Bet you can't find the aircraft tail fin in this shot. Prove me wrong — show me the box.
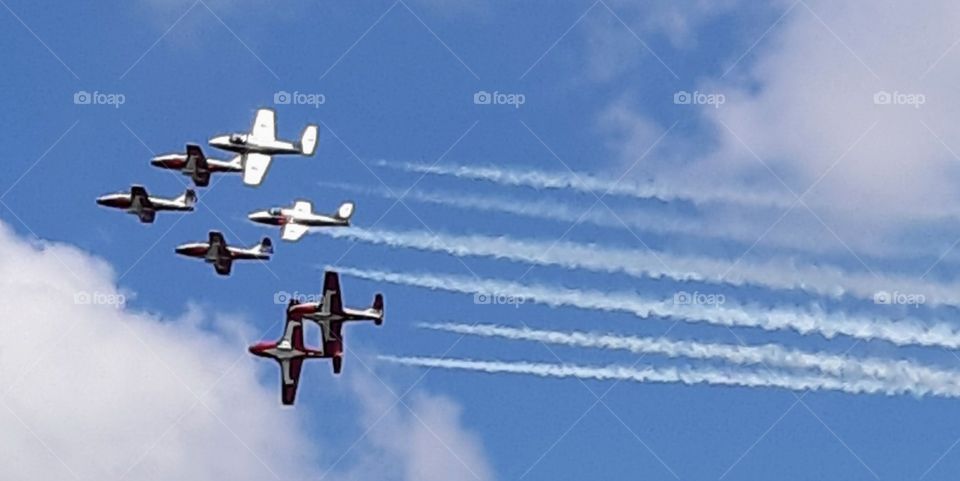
[335,201,355,221]
[177,189,197,207]
[372,293,384,325]
[299,125,319,156]
[256,237,274,255]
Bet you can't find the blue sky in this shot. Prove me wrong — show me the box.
[5,1,960,480]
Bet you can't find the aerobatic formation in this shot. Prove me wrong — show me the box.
[96,107,383,405]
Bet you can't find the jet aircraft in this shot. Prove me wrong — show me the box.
[150,144,242,187]
[96,185,196,223]
[247,200,354,241]
[287,270,383,374]
[208,108,318,186]
[249,301,324,405]
[175,231,273,276]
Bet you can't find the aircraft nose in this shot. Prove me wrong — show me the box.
[247,211,269,223]
[95,196,108,206]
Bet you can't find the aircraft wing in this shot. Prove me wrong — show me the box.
[130,185,152,208]
[293,200,312,214]
[208,231,230,259]
[280,358,303,405]
[281,223,310,242]
[251,108,276,142]
[185,144,207,170]
[242,153,273,186]
[322,271,344,315]
[282,317,307,351]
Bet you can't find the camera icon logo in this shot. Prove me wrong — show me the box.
[473,91,492,105]
[274,290,291,305]
[274,91,292,105]
[873,91,892,105]
[873,291,891,304]
[673,291,692,305]
[673,91,692,105]
[473,292,491,304]
[74,291,91,304]
[74,91,92,105]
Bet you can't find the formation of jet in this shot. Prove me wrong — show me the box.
[248,200,354,241]
[97,107,384,406]
[251,271,384,404]
[96,185,195,223]
[175,231,273,276]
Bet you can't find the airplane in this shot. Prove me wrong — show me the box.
[208,108,318,187]
[287,270,383,374]
[249,300,324,405]
[247,200,354,242]
[96,185,196,223]
[174,231,273,276]
[150,144,242,187]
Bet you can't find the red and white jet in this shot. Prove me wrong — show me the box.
[247,200,354,241]
[288,270,384,374]
[208,108,318,187]
[150,144,242,187]
[249,304,324,405]
[96,185,195,223]
[174,231,272,276]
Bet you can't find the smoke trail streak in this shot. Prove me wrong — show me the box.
[317,180,908,258]
[316,226,960,306]
[336,266,960,349]
[378,356,944,398]
[376,160,794,209]
[421,323,960,394]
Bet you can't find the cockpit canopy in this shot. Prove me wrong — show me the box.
[268,208,282,216]
[229,134,246,144]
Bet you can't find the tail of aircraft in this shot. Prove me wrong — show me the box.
[372,293,384,325]
[335,201,355,221]
[255,237,273,255]
[299,125,319,156]
[177,189,197,207]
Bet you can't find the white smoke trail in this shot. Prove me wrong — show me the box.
[378,356,945,398]
[336,266,960,349]
[376,160,794,209]
[316,226,960,306]
[317,181,914,258]
[421,323,960,393]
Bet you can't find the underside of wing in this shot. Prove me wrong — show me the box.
[322,271,344,315]
[242,153,272,186]
[281,223,309,242]
[251,108,276,142]
[130,186,152,209]
[185,144,207,171]
[281,358,303,405]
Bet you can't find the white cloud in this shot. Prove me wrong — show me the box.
[597,0,960,256]
[0,221,494,480]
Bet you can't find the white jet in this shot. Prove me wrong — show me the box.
[247,200,354,242]
[208,108,319,187]
[96,185,196,223]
